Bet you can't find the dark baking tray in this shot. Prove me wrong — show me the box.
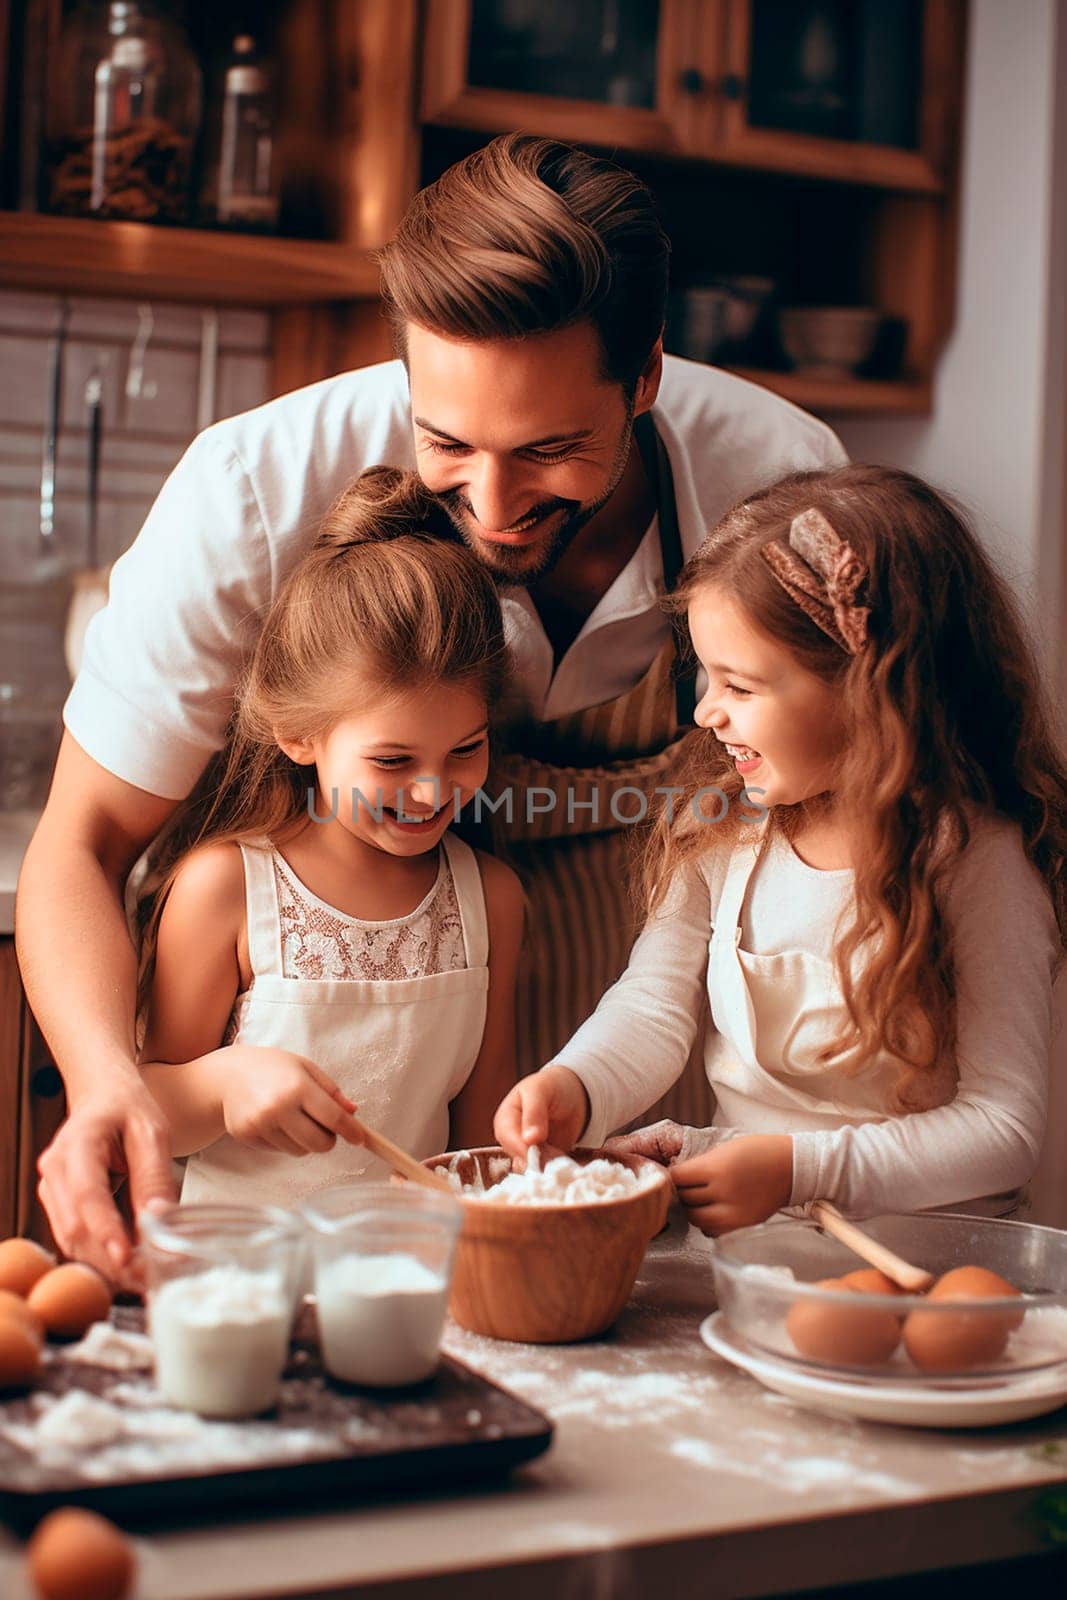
[0,1306,552,1530]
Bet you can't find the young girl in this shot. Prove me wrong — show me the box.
[139,467,524,1207]
[495,464,1067,1231]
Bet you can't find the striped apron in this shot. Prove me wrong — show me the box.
[488,416,715,1127]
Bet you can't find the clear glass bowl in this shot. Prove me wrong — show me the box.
[710,1213,1067,1386]
[301,1184,462,1386]
[139,1202,306,1417]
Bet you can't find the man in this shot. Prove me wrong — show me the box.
[16,134,844,1280]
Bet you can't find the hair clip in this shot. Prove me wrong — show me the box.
[761,507,870,654]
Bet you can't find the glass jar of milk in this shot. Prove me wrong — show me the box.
[301,1185,462,1387]
[140,1203,305,1418]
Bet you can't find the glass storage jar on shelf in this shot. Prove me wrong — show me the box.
[42,1,202,223]
[200,35,279,232]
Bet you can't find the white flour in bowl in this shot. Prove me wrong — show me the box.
[441,1146,660,1205]
[148,1265,290,1418]
[315,1253,449,1387]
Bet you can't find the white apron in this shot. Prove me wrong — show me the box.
[181,832,489,1207]
[704,829,1023,1217]
[705,829,900,1131]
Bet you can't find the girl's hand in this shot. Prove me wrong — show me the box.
[220,1046,364,1157]
[603,1119,688,1166]
[494,1065,591,1161]
[670,1134,793,1235]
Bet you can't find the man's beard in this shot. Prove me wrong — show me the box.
[435,413,636,586]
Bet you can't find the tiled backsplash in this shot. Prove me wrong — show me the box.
[0,291,271,803]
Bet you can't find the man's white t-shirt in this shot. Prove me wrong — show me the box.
[65,355,846,800]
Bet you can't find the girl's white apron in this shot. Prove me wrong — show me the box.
[704,829,1022,1215]
[181,832,489,1207]
[706,828,907,1132]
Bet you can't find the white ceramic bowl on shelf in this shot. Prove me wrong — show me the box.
[778,306,883,377]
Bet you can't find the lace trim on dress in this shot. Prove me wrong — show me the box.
[273,849,467,982]
[222,847,469,1045]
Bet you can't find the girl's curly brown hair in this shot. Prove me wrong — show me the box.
[647,464,1067,1113]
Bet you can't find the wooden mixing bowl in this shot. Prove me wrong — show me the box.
[422,1147,672,1343]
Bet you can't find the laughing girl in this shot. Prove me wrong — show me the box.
[496,465,1067,1231]
[138,468,523,1206]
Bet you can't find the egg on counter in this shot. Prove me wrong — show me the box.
[785,1276,902,1366]
[903,1264,1024,1372]
[0,1237,55,1297]
[0,1287,45,1338]
[27,1265,112,1341]
[0,1314,42,1388]
[26,1506,135,1600]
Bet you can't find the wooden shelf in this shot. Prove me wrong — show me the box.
[0,213,380,307]
[725,367,932,418]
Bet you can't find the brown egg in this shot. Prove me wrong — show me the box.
[839,1268,907,1297]
[0,1288,45,1340]
[27,1264,112,1341]
[0,1314,43,1389]
[786,1276,902,1366]
[26,1506,135,1600]
[0,1237,55,1297]
[903,1264,1024,1372]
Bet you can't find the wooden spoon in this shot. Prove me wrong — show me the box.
[349,1115,453,1194]
[811,1201,935,1293]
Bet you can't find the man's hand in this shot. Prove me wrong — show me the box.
[219,1047,364,1156]
[38,1083,177,1285]
[493,1065,590,1161]
[670,1134,793,1235]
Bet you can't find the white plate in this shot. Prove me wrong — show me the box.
[700,1313,1067,1428]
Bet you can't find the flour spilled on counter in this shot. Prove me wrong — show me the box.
[440,1145,660,1205]
[443,1317,721,1428]
[0,1384,340,1483]
[59,1321,154,1370]
[669,1437,920,1500]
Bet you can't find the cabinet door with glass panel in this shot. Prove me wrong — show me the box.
[706,0,963,191]
[421,0,712,155]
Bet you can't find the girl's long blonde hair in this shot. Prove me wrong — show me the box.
[648,464,1067,1112]
[138,467,509,1011]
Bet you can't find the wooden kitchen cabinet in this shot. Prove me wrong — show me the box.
[422,0,706,156]
[704,0,961,192]
[422,0,963,193]
[0,1,968,416]
[419,0,967,417]
[0,938,64,1247]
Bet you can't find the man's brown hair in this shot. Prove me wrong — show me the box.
[377,133,670,391]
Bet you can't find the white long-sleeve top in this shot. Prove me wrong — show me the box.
[559,815,1061,1216]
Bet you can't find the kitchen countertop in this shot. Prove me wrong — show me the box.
[0,811,38,936]
[2,1219,1064,1598]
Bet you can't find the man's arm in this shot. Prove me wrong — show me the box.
[15,733,183,1281]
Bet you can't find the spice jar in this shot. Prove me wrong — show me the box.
[201,34,279,231]
[43,1,202,223]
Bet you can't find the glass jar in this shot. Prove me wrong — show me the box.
[201,34,279,231]
[139,1203,305,1417]
[301,1185,462,1388]
[43,1,203,223]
